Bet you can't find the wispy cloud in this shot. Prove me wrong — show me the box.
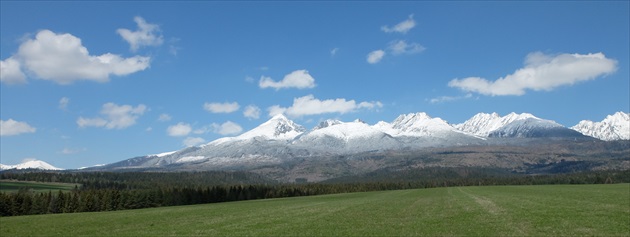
[158,113,172,122]
[367,50,386,64]
[331,48,339,57]
[203,102,240,113]
[77,103,147,129]
[381,14,416,34]
[259,70,316,90]
[428,94,473,104]
[61,148,86,155]
[243,105,261,120]
[59,97,70,110]
[117,16,164,52]
[388,40,425,55]
[448,52,618,96]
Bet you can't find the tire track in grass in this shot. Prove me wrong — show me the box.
[457,187,528,236]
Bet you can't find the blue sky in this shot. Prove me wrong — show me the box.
[1,1,628,169]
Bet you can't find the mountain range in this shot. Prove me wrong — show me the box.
[90,111,628,171]
[2,111,628,175]
[0,160,62,171]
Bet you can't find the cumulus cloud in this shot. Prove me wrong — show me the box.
[116,16,164,52]
[388,40,425,55]
[167,122,192,137]
[1,30,150,85]
[211,121,243,135]
[158,113,172,122]
[268,94,383,118]
[59,97,70,110]
[367,50,386,64]
[448,52,618,96]
[381,14,416,34]
[267,105,287,117]
[0,119,36,136]
[183,137,206,147]
[243,105,261,120]
[77,103,147,129]
[0,57,27,84]
[203,102,240,113]
[259,70,316,90]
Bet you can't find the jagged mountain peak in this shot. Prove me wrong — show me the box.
[236,114,306,140]
[314,119,343,130]
[571,111,630,141]
[456,112,562,137]
[387,112,455,136]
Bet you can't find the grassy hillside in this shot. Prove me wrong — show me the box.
[0,180,77,193]
[1,184,628,236]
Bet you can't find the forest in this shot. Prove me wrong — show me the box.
[1,168,628,217]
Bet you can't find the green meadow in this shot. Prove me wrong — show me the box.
[1,184,628,236]
[0,180,77,193]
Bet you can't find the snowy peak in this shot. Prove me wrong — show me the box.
[388,112,455,136]
[314,119,343,130]
[456,112,559,137]
[571,112,630,141]
[0,160,63,170]
[305,120,382,140]
[236,114,306,140]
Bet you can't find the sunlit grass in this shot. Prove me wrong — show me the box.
[1,184,628,236]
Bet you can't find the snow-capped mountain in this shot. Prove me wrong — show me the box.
[571,112,630,141]
[383,112,459,137]
[295,119,401,152]
[95,111,613,171]
[455,112,585,138]
[0,159,63,170]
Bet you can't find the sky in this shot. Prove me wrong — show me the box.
[1,1,628,169]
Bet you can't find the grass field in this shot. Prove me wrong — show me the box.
[0,180,78,193]
[1,184,628,236]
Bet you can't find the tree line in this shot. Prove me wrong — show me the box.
[1,169,628,217]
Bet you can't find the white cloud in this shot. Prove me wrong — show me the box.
[367,50,386,64]
[4,30,150,85]
[77,103,147,129]
[116,16,164,52]
[388,40,425,55]
[158,113,172,122]
[211,121,243,135]
[428,93,473,104]
[448,52,618,96]
[167,122,192,137]
[0,119,36,136]
[268,94,383,118]
[183,137,206,147]
[0,57,27,84]
[59,97,70,110]
[267,105,287,117]
[203,102,240,113]
[381,14,416,34]
[259,70,316,90]
[243,105,261,120]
